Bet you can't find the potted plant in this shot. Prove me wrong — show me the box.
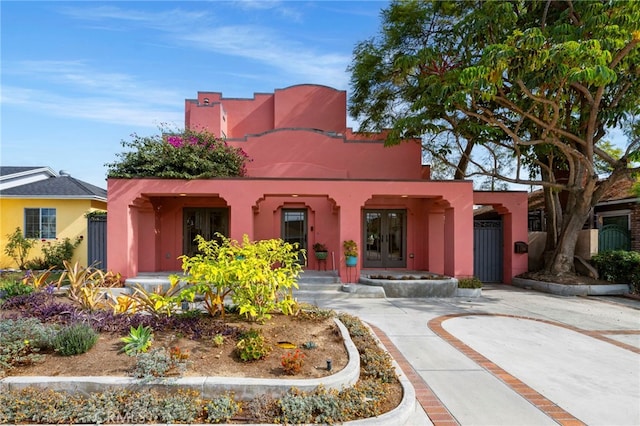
[313,242,328,260]
[343,240,358,267]
[456,276,482,297]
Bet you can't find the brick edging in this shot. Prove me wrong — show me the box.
[428,313,603,426]
[367,323,460,425]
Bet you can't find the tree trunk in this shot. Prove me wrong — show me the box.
[542,186,562,252]
[539,164,562,252]
[543,188,594,276]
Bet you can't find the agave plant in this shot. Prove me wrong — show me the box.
[121,324,153,356]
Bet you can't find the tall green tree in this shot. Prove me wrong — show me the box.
[349,0,640,278]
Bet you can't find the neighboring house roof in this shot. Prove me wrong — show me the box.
[0,167,106,201]
[528,177,638,211]
[0,166,47,176]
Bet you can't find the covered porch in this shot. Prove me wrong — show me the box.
[107,178,526,284]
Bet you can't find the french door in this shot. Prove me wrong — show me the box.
[183,208,229,257]
[363,209,406,268]
[282,209,307,263]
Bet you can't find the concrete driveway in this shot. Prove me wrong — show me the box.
[307,284,640,426]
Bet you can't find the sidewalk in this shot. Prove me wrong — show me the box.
[307,284,640,426]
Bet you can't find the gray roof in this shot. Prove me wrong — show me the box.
[0,175,107,200]
[0,166,44,176]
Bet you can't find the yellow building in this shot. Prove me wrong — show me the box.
[0,166,107,269]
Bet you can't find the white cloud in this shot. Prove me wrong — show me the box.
[233,0,304,22]
[3,85,182,127]
[178,25,351,88]
[2,59,184,128]
[5,60,181,102]
[57,4,350,88]
[59,5,209,30]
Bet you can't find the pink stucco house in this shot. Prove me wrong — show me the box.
[107,84,528,284]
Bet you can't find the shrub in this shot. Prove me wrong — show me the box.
[297,303,336,321]
[0,387,81,424]
[0,278,34,299]
[3,227,36,269]
[243,394,280,423]
[106,126,250,179]
[277,386,343,424]
[27,237,82,270]
[361,347,396,383]
[0,387,203,425]
[591,250,640,293]
[236,328,271,361]
[130,347,190,379]
[53,323,99,356]
[457,276,483,289]
[179,233,303,322]
[205,394,241,423]
[0,318,56,376]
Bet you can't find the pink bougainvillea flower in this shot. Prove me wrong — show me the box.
[167,135,183,147]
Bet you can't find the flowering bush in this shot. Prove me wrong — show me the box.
[26,237,82,270]
[106,126,250,179]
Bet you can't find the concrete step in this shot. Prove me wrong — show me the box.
[295,282,343,292]
[124,271,389,299]
[297,270,341,284]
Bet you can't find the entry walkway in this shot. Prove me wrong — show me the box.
[304,284,640,425]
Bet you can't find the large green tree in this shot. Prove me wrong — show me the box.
[349,0,640,278]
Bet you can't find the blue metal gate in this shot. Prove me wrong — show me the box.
[474,220,503,283]
[87,215,107,270]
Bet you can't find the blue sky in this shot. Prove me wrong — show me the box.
[1,1,388,188]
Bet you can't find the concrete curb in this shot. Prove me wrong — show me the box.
[455,287,482,297]
[1,317,416,425]
[0,318,359,401]
[512,277,630,296]
[358,276,457,298]
[341,283,387,298]
[344,321,416,426]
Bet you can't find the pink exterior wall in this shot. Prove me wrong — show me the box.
[234,130,422,180]
[186,85,423,180]
[108,84,529,285]
[107,178,478,282]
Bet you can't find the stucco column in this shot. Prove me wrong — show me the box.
[427,210,445,275]
[333,193,369,283]
[221,190,256,242]
[106,181,139,280]
[503,203,529,283]
[444,203,474,278]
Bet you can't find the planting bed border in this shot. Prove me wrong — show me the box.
[512,277,630,296]
[0,318,359,401]
[359,273,458,298]
[0,317,418,425]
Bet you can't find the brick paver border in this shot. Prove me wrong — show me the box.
[368,313,639,426]
[429,313,640,425]
[367,323,460,425]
